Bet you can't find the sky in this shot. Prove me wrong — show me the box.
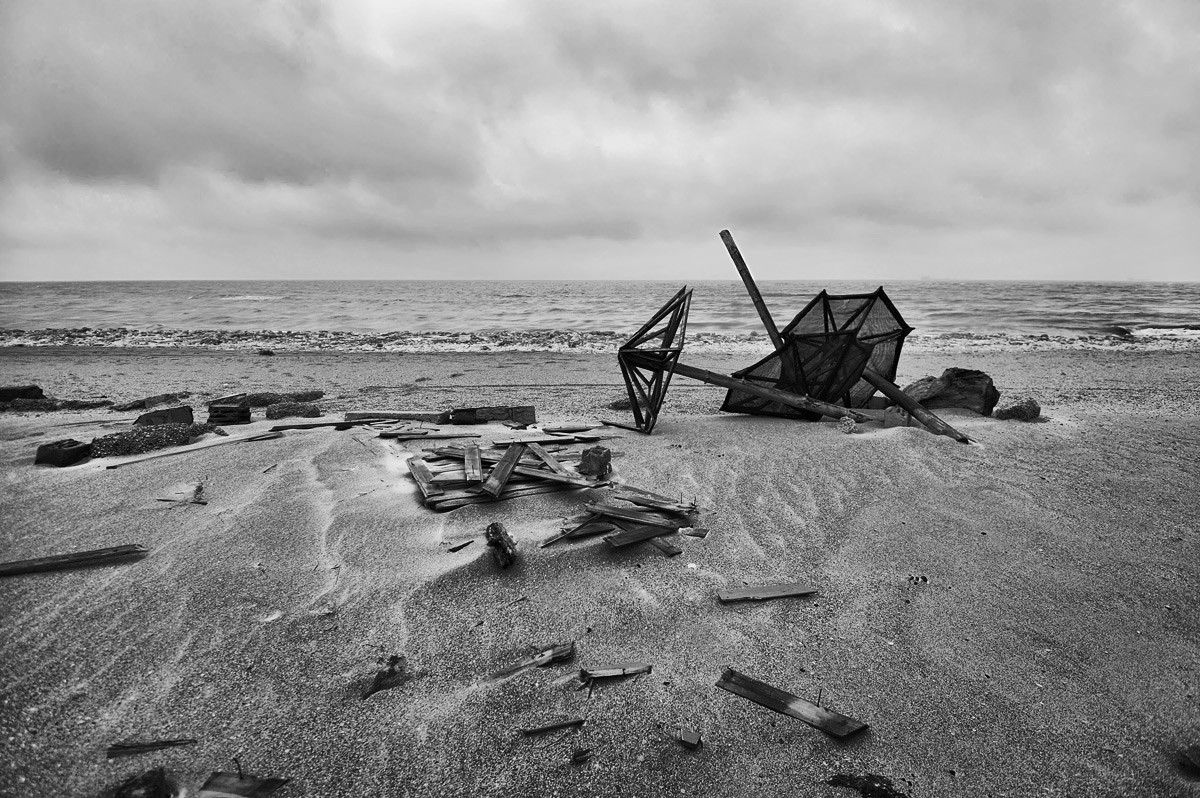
[1,0,1197,282]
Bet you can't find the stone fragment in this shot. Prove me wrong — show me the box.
[264,402,321,420]
[881,406,911,429]
[242,390,325,407]
[0,385,44,402]
[1,397,59,412]
[578,446,612,477]
[900,368,1000,415]
[993,396,1041,421]
[134,406,194,426]
[35,438,92,467]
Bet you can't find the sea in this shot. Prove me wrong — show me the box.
[1,280,1197,354]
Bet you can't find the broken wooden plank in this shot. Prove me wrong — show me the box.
[717,582,818,603]
[585,502,687,529]
[482,443,526,497]
[485,522,516,568]
[362,654,412,699]
[491,641,576,680]
[405,457,444,499]
[525,442,571,476]
[539,518,616,548]
[198,771,289,797]
[647,537,683,557]
[268,418,377,431]
[715,667,868,738]
[463,442,483,482]
[447,540,473,553]
[0,544,149,578]
[520,718,585,737]
[381,430,482,441]
[612,487,698,515]
[491,432,607,446]
[681,527,709,538]
[104,431,283,470]
[604,525,676,548]
[106,738,198,759]
[427,483,584,511]
[581,663,652,681]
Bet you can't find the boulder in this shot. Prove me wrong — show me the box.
[994,396,1041,421]
[265,402,321,420]
[133,405,194,426]
[901,368,1000,415]
[0,385,44,402]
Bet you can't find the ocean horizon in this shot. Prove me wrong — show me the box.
[2,279,1198,354]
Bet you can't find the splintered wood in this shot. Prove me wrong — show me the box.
[715,667,868,738]
[404,441,611,512]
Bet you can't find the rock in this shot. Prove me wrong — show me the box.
[265,401,321,420]
[0,385,44,402]
[257,348,275,356]
[578,446,612,477]
[1,397,59,412]
[242,390,325,407]
[56,398,113,410]
[112,392,190,412]
[133,405,194,426]
[35,438,92,467]
[900,368,1000,415]
[993,396,1041,421]
[90,424,195,458]
[881,406,911,428]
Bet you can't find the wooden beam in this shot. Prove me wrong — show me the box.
[585,503,689,529]
[717,583,818,603]
[861,369,970,444]
[482,443,525,497]
[0,544,149,577]
[671,362,868,423]
[605,525,676,548]
[715,668,868,738]
[721,229,784,350]
[525,442,571,476]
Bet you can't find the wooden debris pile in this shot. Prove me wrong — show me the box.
[405,436,613,512]
[542,486,700,557]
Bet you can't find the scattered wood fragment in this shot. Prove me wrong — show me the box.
[106,738,198,758]
[405,457,444,499]
[525,442,571,476]
[427,483,587,512]
[581,663,652,681]
[381,430,483,442]
[491,641,576,680]
[198,770,289,797]
[485,522,517,568]
[104,431,283,470]
[605,525,676,548]
[482,444,525,498]
[612,488,698,515]
[104,767,178,798]
[570,747,593,764]
[715,667,868,738]
[827,773,911,798]
[0,544,149,578]
[678,728,703,751]
[463,442,483,482]
[344,410,449,423]
[586,503,687,529]
[491,432,606,447]
[447,540,474,553]
[520,718,585,737]
[362,654,412,699]
[647,537,683,557]
[717,583,818,603]
[681,527,709,539]
[540,519,616,548]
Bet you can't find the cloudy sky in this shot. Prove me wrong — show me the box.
[1,0,1197,281]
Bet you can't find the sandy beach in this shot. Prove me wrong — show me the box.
[1,345,1198,797]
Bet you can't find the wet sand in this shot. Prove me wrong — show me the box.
[1,346,1198,797]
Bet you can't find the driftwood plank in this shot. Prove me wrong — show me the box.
[482,443,525,497]
[106,738,198,758]
[585,503,686,529]
[539,519,616,548]
[715,668,868,738]
[406,457,444,499]
[463,443,483,482]
[428,483,582,511]
[647,537,683,557]
[491,642,576,680]
[717,583,818,603]
[381,430,482,441]
[605,525,675,548]
[520,718,585,737]
[581,663,652,680]
[611,488,698,515]
[525,442,571,476]
[0,544,149,577]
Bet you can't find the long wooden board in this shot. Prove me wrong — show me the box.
[717,582,818,603]
[585,503,687,529]
[406,457,444,498]
[482,443,525,497]
[0,544,150,577]
[525,442,571,476]
[605,525,676,548]
[715,668,868,738]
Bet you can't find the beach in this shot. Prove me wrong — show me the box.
[1,344,1198,797]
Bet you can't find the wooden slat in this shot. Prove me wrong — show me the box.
[717,582,818,603]
[520,718,585,737]
[581,663,652,680]
[406,457,444,498]
[585,503,686,529]
[525,442,571,476]
[604,525,675,548]
[463,443,483,482]
[715,668,868,738]
[647,537,683,557]
[0,544,149,577]
[611,488,698,515]
[106,738,198,759]
[482,443,525,497]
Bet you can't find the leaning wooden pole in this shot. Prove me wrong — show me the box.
[860,369,970,443]
[720,229,785,350]
[670,362,868,423]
